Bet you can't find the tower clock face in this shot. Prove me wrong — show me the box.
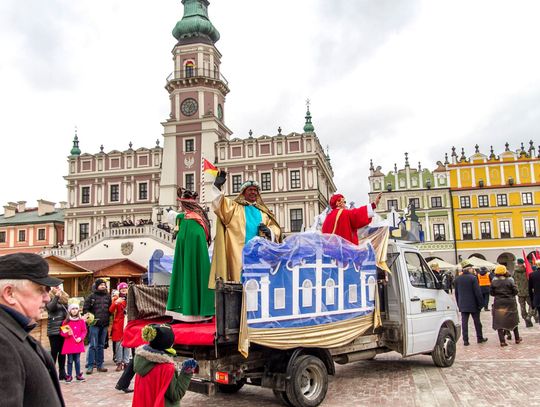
[181,98,198,116]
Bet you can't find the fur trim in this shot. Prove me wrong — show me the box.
[135,345,174,364]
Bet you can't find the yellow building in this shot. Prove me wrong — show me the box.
[449,142,540,270]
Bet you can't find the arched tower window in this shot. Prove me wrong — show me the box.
[245,279,259,312]
[325,279,336,305]
[302,279,313,307]
[184,60,195,78]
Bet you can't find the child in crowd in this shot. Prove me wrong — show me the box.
[110,282,130,371]
[60,303,88,383]
[132,323,197,407]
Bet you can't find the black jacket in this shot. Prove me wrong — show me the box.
[0,306,65,407]
[83,289,111,327]
[46,296,68,337]
[454,271,483,313]
[528,270,540,307]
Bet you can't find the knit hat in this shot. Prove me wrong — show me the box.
[117,282,128,290]
[517,258,524,264]
[141,324,175,354]
[94,278,106,287]
[68,303,80,312]
[494,264,507,275]
[329,194,344,209]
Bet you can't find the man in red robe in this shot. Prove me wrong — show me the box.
[322,192,382,244]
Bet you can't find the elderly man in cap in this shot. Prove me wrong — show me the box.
[322,192,382,244]
[0,253,65,406]
[209,171,282,287]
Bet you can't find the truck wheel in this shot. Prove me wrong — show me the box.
[273,389,294,407]
[217,379,245,394]
[285,355,328,407]
[431,327,456,367]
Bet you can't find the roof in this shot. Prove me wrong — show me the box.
[72,258,147,273]
[45,255,94,277]
[0,208,64,226]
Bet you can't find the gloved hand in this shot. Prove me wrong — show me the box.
[258,223,272,240]
[214,170,227,190]
[181,358,198,374]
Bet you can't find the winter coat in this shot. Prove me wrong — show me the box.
[513,265,529,297]
[60,318,87,355]
[454,271,484,313]
[133,345,192,407]
[528,269,540,307]
[109,296,127,342]
[83,288,112,327]
[46,296,68,337]
[490,276,519,330]
[0,305,65,407]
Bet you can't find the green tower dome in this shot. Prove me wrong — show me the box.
[172,0,220,44]
[70,133,81,156]
[303,107,315,133]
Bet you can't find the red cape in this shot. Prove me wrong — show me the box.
[132,362,175,407]
[321,205,371,244]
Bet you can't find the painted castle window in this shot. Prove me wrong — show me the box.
[302,280,313,307]
[290,209,303,232]
[325,279,336,305]
[348,284,358,303]
[368,276,376,301]
[274,288,286,310]
[245,279,259,312]
[184,61,195,78]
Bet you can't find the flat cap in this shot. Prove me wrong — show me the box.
[0,253,63,287]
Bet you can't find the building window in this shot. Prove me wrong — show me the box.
[37,228,46,241]
[480,222,492,239]
[290,209,303,233]
[525,219,537,237]
[79,223,89,241]
[110,185,120,202]
[184,61,195,78]
[499,220,511,238]
[18,230,26,242]
[261,172,271,191]
[185,139,194,152]
[461,222,473,240]
[522,192,533,205]
[81,186,90,204]
[290,170,301,189]
[387,199,398,211]
[0,231,5,243]
[409,198,420,209]
[138,183,148,200]
[232,175,242,193]
[460,196,471,208]
[431,197,442,208]
[185,174,194,191]
[433,224,446,241]
[497,194,508,206]
[478,195,489,207]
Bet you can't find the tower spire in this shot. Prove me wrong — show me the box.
[173,0,220,44]
[70,127,81,156]
[303,99,315,133]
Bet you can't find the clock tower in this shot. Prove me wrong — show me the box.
[159,0,232,210]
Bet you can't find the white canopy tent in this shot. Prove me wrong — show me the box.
[465,256,497,270]
[427,259,458,271]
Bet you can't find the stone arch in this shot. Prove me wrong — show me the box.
[497,252,516,272]
[468,253,486,260]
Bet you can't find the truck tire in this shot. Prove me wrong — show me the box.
[431,327,456,367]
[285,355,328,407]
[217,379,245,394]
[273,389,294,407]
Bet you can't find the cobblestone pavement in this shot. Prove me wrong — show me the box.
[61,309,540,406]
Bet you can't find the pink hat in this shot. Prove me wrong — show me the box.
[117,282,128,290]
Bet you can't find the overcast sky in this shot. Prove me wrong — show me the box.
[2,0,540,210]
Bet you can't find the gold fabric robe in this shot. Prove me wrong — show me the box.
[209,193,282,288]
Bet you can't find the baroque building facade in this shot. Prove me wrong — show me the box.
[368,154,455,263]
[448,142,540,270]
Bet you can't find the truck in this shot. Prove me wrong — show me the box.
[126,235,460,407]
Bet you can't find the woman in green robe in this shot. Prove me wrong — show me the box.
[166,188,215,322]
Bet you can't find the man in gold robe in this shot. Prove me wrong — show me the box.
[209,172,282,288]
